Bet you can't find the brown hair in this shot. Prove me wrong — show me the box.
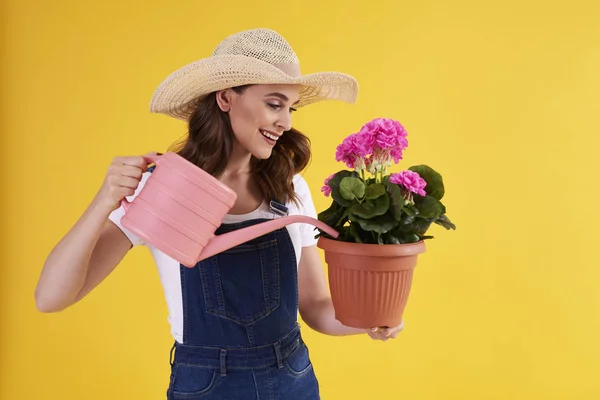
[167,86,312,206]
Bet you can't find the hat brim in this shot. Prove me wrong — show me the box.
[149,55,358,121]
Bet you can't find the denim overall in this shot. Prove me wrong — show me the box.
[166,218,320,399]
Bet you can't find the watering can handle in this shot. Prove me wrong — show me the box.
[120,154,162,213]
[198,216,340,262]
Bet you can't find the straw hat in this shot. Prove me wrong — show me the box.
[149,28,359,121]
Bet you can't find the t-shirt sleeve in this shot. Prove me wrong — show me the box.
[294,174,319,247]
[107,171,151,247]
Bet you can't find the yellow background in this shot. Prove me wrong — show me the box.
[2,0,600,398]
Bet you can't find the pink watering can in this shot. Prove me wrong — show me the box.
[120,152,339,268]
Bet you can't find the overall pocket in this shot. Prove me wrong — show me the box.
[200,239,281,325]
[168,363,220,399]
[283,341,314,378]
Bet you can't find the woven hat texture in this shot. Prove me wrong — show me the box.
[149,28,358,120]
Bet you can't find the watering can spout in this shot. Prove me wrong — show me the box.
[196,216,339,263]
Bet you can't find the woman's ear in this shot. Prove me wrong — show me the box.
[216,89,232,112]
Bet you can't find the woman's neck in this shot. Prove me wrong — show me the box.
[220,140,263,214]
[223,140,253,176]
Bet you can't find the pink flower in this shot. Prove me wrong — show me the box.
[359,118,408,150]
[334,118,409,170]
[335,133,371,169]
[358,129,376,155]
[390,146,405,163]
[321,173,334,197]
[389,171,427,196]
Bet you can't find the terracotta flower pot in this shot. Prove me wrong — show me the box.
[317,236,426,329]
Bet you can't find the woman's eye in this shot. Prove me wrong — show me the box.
[268,103,296,113]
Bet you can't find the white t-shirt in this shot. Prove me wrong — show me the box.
[108,171,319,343]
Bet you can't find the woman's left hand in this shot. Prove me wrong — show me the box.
[366,320,405,341]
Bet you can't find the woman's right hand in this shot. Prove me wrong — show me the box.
[96,153,157,212]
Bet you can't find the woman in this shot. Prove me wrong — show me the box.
[35,28,404,399]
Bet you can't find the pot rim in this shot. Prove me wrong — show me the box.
[316,236,426,257]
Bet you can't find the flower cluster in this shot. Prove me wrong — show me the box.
[317,117,455,245]
[389,171,427,197]
[334,118,408,173]
[323,117,419,197]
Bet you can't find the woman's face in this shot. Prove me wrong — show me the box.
[217,84,301,160]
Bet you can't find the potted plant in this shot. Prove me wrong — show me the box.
[316,117,456,329]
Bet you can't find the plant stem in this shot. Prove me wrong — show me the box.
[376,168,383,183]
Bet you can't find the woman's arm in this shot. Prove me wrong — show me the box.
[298,245,404,340]
[35,155,150,312]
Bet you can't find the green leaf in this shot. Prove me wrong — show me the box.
[415,195,443,219]
[386,182,404,221]
[339,177,365,201]
[348,222,364,243]
[349,195,390,219]
[387,234,401,244]
[328,170,359,207]
[335,209,350,227]
[401,214,416,225]
[317,201,348,239]
[328,207,347,228]
[413,219,434,235]
[336,226,352,242]
[409,165,445,200]
[396,218,433,236]
[403,203,419,217]
[365,177,377,185]
[317,201,339,223]
[404,233,421,243]
[435,214,456,230]
[365,183,386,200]
[350,213,397,234]
[387,227,409,244]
